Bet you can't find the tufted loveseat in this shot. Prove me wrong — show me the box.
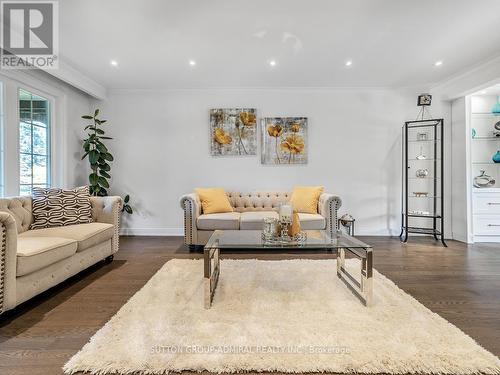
[180,191,341,249]
[0,195,122,314]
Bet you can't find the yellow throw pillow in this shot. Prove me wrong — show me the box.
[290,186,324,214]
[195,188,233,214]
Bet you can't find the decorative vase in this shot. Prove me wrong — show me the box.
[262,217,278,241]
[492,96,500,115]
[493,150,500,163]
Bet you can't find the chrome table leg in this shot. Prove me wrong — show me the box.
[336,247,373,306]
[361,249,373,306]
[204,245,220,309]
[336,247,345,276]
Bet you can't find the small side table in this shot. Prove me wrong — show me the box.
[338,214,355,236]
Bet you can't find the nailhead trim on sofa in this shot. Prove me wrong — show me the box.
[112,201,121,254]
[180,196,194,245]
[184,199,192,244]
[0,223,6,313]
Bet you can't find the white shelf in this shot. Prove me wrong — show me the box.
[472,112,500,116]
[408,158,441,161]
[473,188,500,193]
[408,177,440,180]
[472,137,500,141]
[409,196,441,199]
[407,139,440,143]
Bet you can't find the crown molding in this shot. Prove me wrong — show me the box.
[430,53,500,100]
[107,86,424,96]
[46,59,107,100]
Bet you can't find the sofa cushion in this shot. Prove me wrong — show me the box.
[17,236,78,276]
[290,186,324,214]
[240,211,279,230]
[195,188,233,214]
[197,212,240,230]
[298,213,326,230]
[21,222,114,252]
[31,186,93,230]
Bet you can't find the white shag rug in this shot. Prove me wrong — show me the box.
[64,259,500,375]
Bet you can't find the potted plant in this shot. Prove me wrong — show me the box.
[82,109,133,214]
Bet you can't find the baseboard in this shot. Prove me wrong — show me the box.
[120,227,184,236]
[119,228,446,237]
[451,232,469,243]
[472,235,500,243]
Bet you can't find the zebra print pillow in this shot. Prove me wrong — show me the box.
[30,186,93,230]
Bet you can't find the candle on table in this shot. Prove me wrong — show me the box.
[279,204,292,220]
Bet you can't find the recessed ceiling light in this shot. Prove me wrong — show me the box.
[189,60,196,66]
[434,60,443,67]
[345,60,353,67]
[269,60,277,67]
[110,60,118,67]
[480,90,487,94]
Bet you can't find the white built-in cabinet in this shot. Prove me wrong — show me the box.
[469,95,500,242]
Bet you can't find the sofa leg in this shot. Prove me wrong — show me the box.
[105,255,114,263]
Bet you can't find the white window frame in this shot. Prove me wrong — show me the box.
[0,70,66,197]
[18,87,53,195]
[0,82,4,197]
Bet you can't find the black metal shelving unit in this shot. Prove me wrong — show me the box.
[400,119,447,246]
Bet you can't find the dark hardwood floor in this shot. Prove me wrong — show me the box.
[0,236,499,374]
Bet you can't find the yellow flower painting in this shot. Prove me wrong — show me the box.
[239,112,256,127]
[210,108,257,156]
[261,117,308,165]
[214,128,232,145]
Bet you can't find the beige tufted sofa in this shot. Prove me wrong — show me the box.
[0,195,122,314]
[180,191,341,249]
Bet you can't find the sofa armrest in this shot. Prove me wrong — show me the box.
[90,196,123,254]
[318,193,342,236]
[0,212,18,313]
[180,193,201,246]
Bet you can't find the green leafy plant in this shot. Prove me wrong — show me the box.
[82,109,133,214]
[123,194,132,214]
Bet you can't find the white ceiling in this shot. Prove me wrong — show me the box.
[59,0,500,90]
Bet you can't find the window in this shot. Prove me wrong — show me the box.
[19,89,51,195]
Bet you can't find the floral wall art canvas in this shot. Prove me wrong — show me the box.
[262,117,308,165]
[210,108,257,156]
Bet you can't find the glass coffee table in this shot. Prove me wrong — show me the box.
[204,230,373,308]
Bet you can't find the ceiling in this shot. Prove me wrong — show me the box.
[59,0,500,90]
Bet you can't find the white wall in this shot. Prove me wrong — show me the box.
[450,97,470,242]
[0,69,92,196]
[91,88,452,237]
